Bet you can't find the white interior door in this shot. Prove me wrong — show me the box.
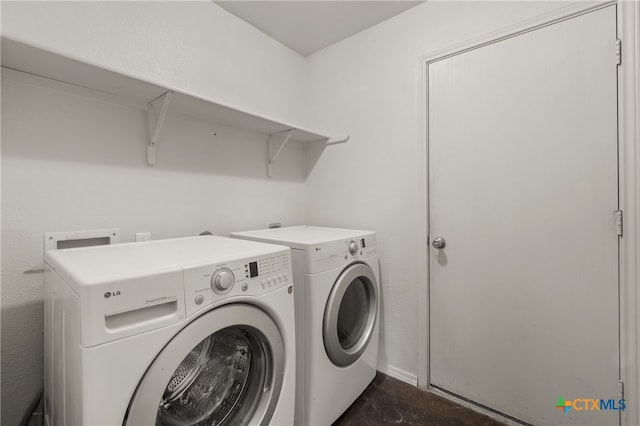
[428,6,619,425]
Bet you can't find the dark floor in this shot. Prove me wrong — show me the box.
[333,373,505,426]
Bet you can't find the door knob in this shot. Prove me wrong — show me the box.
[432,236,446,249]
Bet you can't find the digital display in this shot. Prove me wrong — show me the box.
[249,261,259,278]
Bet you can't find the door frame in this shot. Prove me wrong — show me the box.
[416,1,640,425]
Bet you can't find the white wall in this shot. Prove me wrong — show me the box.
[1,2,308,424]
[303,0,576,383]
[1,0,306,125]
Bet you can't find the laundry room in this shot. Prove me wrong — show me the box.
[1,1,638,426]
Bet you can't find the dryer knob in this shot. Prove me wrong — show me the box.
[211,268,235,293]
[348,240,359,255]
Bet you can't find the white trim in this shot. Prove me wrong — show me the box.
[416,18,430,391]
[417,1,638,425]
[377,365,417,387]
[418,1,616,65]
[618,1,640,425]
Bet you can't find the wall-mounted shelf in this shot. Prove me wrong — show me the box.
[1,37,348,175]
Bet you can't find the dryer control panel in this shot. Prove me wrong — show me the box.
[183,249,292,317]
[304,232,377,274]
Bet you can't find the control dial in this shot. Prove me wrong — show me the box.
[211,268,235,293]
[348,240,359,255]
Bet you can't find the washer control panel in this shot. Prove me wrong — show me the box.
[183,250,291,317]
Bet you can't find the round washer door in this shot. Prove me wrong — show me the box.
[323,262,378,367]
[125,304,284,426]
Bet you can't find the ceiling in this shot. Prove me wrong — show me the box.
[214,1,425,57]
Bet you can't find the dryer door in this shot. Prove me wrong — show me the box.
[323,263,378,367]
[125,304,284,426]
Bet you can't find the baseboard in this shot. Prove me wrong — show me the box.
[377,364,418,387]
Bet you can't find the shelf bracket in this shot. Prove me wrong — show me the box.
[267,129,294,178]
[147,91,173,165]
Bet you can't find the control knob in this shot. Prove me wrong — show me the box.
[211,268,235,293]
[348,240,359,255]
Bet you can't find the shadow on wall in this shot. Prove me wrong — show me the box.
[1,76,328,182]
[1,300,45,426]
[305,138,329,180]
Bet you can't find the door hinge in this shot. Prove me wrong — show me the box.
[616,39,622,66]
[615,210,623,237]
[618,379,625,398]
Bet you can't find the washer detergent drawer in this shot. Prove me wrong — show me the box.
[81,267,185,347]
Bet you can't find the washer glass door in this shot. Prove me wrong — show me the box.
[159,327,263,425]
[125,305,285,426]
[323,263,378,367]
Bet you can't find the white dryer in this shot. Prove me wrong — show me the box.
[43,236,295,426]
[231,226,379,426]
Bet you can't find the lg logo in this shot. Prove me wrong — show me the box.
[104,290,122,299]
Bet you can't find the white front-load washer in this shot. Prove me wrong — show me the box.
[230,226,379,426]
[43,235,295,426]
